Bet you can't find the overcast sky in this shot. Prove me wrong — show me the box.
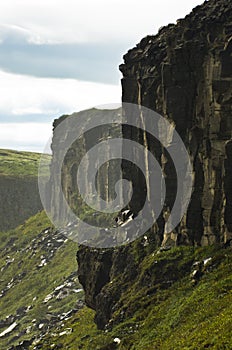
[0,0,203,152]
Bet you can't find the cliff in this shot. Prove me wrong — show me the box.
[76,0,232,332]
[1,1,231,349]
[119,0,232,247]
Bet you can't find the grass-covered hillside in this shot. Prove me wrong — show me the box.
[0,211,82,349]
[0,211,231,349]
[36,244,232,350]
[0,149,47,231]
[0,149,46,178]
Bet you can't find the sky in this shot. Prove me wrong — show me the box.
[0,0,204,152]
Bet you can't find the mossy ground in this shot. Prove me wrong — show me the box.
[36,244,232,350]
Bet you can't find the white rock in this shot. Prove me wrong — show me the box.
[204,257,212,266]
[113,337,121,344]
[38,258,47,267]
[191,270,198,278]
[54,284,65,291]
[26,326,32,334]
[122,210,130,215]
[26,305,32,312]
[43,294,53,303]
[193,261,201,268]
[59,328,72,336]
[0,322,17,337]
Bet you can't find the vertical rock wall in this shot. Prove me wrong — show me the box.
[119,0,232,246]
[76,0,232,329]
[47,0,232,330]
[50,108,122,228]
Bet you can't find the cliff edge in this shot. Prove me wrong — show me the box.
[77,0,232,330]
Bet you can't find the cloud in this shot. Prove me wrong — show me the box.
[0,70,121,151]
[0,24,43,45]
[0,0,204,45]
[0,70,121,121]
[12,107,58,116]
[0,123,52,152]
[0,37,126,84]
[0,0,204,152]
[0,1,203,83]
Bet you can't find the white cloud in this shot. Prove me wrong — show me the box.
[0,0,204,45]
[0,70,121,152]
[0,70,121,118]
[0,0,205,153]
[12,107,59,116]
[0,24,56,45]
[0,123,52,152]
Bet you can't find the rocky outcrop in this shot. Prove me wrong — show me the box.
[76,0,232,330]
[119,0,232,247]
[50,108,121,230]
[77,243,140,329]
[52,0,232,247]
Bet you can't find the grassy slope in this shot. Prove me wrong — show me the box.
[0,207,231,349]
[0,148,50,177]
[37,245,232,350]
[0,211,81,349]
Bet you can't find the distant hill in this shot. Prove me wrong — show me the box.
[0,149,45,231]
[0,149,42,177]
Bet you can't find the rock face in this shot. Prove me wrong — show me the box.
[76,0,232,330]
[119,0,232,247]
[50,108,122,232]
